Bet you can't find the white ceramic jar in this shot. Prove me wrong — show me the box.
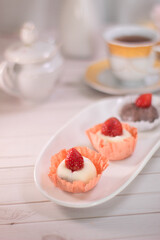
[0,22,63,102]
[60,0,96,58]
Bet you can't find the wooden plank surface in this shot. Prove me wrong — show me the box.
[0,192,159,225]
[0,36,160,239]
[0,170,160,205]
[0,214,160,240]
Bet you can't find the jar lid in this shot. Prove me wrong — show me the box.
[5,22,57,64]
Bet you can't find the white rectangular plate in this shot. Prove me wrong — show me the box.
[34,97,160,208]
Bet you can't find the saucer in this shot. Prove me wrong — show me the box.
[85,60,160,95]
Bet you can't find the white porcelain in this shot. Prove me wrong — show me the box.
[60,0,97,58]
[0,22,63,102]
[103,25,160,84]
[20,22,38,46]
[34,96,160,208]
[85,60,160,95]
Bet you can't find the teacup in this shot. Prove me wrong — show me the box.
[103,25,160,85]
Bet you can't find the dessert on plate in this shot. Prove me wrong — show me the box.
[120,94,158,123]
[48,146,109,193]
[118,93,160,131]
[86,117,137,161]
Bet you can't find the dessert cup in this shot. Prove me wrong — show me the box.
[48,146,109,193]
[117,95,160,131]
[86,123,137,161]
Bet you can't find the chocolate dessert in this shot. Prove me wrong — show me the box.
[120,103,159,123]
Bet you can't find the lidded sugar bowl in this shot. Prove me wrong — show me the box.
[0,22,63,102]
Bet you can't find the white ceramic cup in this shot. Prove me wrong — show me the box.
[103,25,160,85]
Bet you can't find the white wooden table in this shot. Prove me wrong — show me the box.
[0,36,160,240]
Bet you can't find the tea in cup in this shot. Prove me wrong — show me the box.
[103,25,160,85]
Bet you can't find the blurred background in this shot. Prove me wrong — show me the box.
[0,0,159,34]
[0,0,160,102]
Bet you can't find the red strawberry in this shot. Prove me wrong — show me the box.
[135,93,152,108]
[65,148,84,172]
[101,117,122,137]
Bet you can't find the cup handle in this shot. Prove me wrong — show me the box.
[152,42,160,69]
[0,61,20,97]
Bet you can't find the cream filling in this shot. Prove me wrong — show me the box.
[97,128,131,143]
[57,157,97,183]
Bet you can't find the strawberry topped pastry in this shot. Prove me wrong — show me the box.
[86,117,137,161]
[58,148,96,183]
[120,94,159,123]
[118,94,160,131]
[49,146,109,193]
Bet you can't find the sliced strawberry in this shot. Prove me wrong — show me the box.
[65,148,84,172]
[101,117,123,137]
[135,93,152,108]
